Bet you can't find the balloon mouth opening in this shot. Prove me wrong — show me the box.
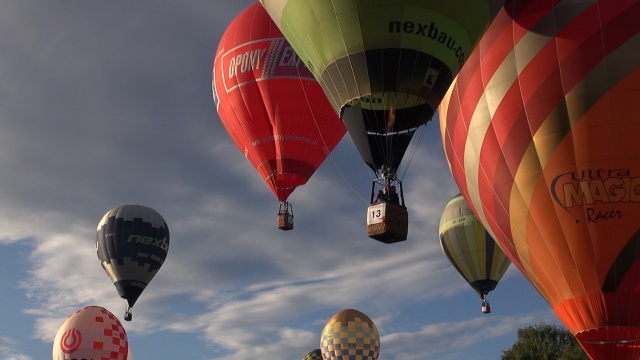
[575,327,640,359]
[469,280,498,297]
[576,327,640,344]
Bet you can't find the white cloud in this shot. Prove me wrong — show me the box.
[380,313,549,360]
[0,337,32,360]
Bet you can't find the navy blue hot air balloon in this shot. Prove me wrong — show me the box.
[96,205,169,321]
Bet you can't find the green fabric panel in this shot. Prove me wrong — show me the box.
[272,0,499,76]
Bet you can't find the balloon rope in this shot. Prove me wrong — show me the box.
[288,3,370,204]
[271,1,378,203]
[400,124,428,181]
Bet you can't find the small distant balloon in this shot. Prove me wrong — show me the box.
[52,305,128,360]
[96,204,170,321]
[439,193,511,313]
[320,309,380,360]
[303,348,322,360]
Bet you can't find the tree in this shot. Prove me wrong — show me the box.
[501,323,589,360]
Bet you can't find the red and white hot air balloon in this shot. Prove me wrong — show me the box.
[53,306,128,360]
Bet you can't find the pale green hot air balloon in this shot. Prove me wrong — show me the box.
[439,194,510,313]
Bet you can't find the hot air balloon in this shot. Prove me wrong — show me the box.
[260,0,506,242]
[320,309,380,360]
[52,306,128,360]
[303,348,322,360]
[212,2,346,231]
[439,0,640,358]
[96,205,169,321]
[439,193,511,313]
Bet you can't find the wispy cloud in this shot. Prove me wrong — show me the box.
[0,337,31,360]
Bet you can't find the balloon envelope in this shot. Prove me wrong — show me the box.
[439,0,640,358]
[213,2,345,202]
[260,0,505,174]
[320,309,380,360]
[439,193,510,299]
[302,348,322,360]
[52,306,128,360]
[96,205,169,308]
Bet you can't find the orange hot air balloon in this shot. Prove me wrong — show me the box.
[212,2,345,230]
[439,0,640,358]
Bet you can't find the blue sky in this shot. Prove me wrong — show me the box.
[0,1,559,359]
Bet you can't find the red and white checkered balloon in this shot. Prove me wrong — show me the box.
[53,306,128,360]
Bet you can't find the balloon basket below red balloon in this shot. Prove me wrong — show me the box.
[277,202,294,231]
[277,213,294,231]
[367,202,408,244]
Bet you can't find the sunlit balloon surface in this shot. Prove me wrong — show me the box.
[320,309,380,360]
[439,0,640,358]
[52,306,128,360]
[260,0,506,176]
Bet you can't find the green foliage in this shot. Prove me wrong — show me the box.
[501,323,589,360]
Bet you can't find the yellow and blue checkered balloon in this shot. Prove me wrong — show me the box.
[320,309,380,360]
[303,348,322,360]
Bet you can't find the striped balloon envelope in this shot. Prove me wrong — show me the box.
[439,0,640,358]
[439,194,510,312]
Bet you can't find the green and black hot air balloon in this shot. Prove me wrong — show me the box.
[259,0,505,178]
[260,0,506,242]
